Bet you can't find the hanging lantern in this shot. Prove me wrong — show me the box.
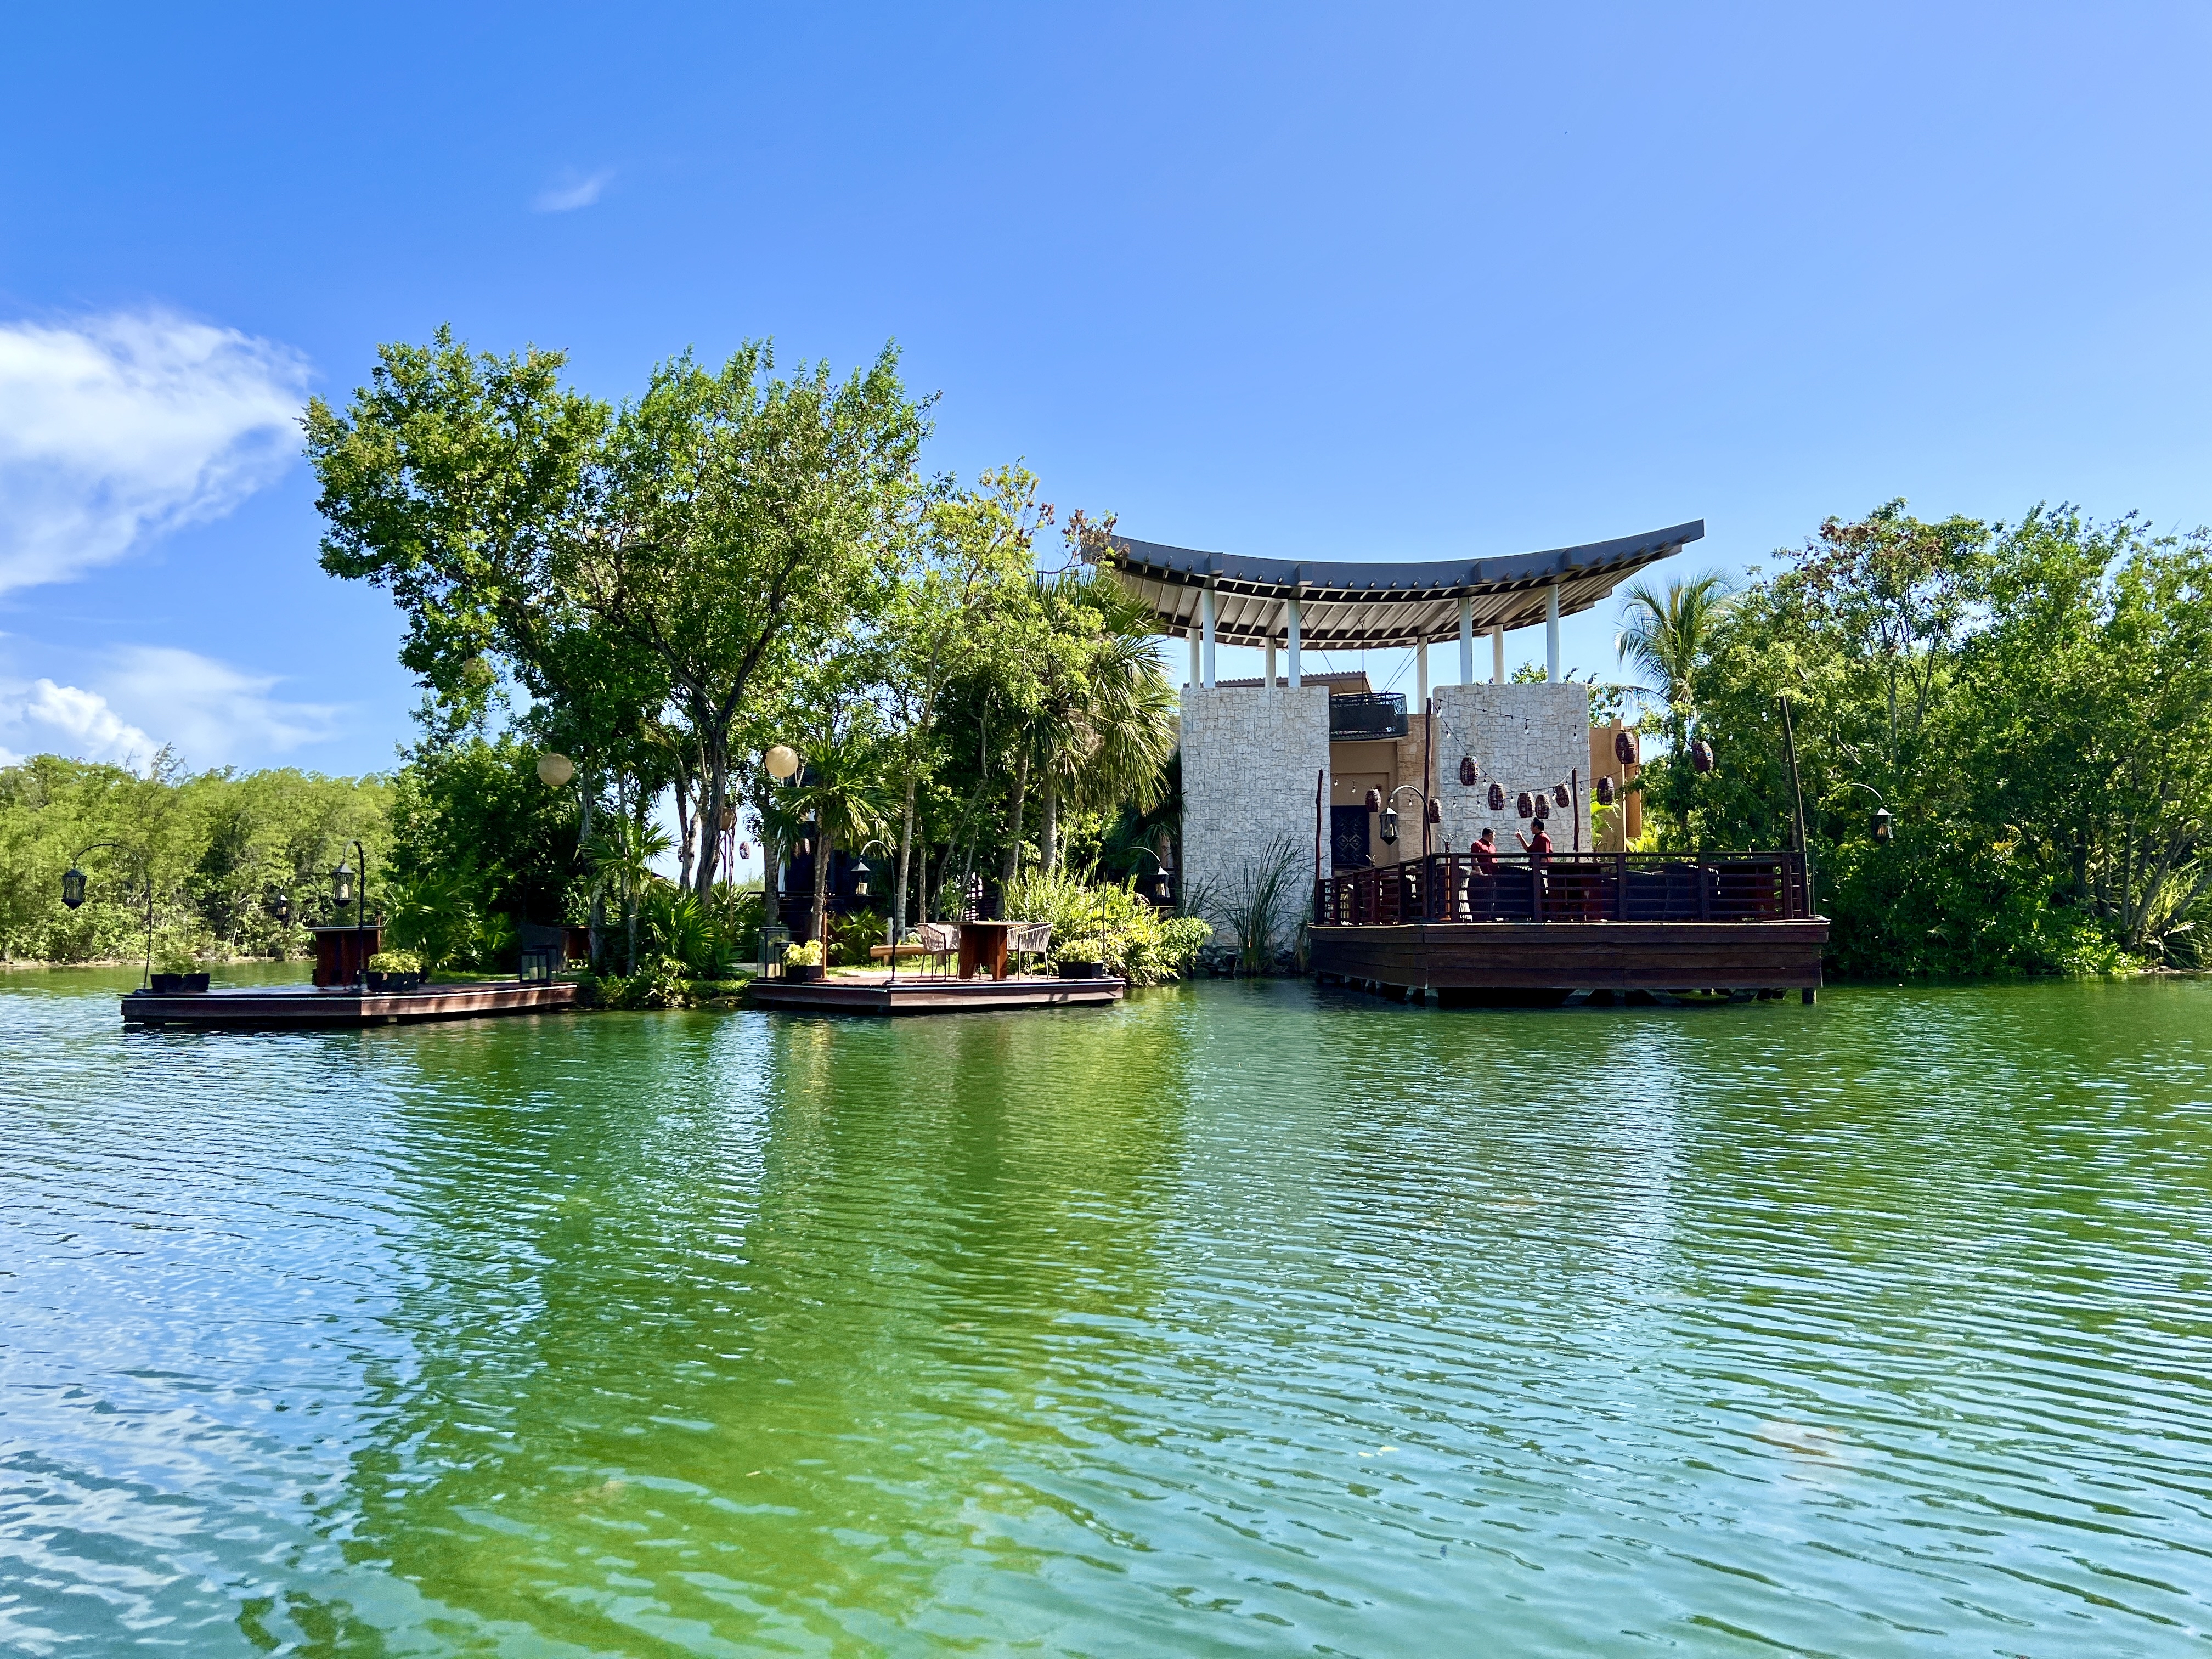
[738,840,752,862]
[1488,782,1505,811]
[1379,805,1400,845]
[1691,740,1715,774]
[1426,796,1441,825]
[1364,787,1382,812]
[1458,755,1479,786]
[853,855,873,898]
[60,865,87,909]
[1872,806,1894,845]
[273,891,292,924]
[1517,792,1533,819]
[1614,730,1639,767]
[1554,783,1571,808]
[536,752,575,788]
[1596,776,1616,805]
[1534,792,1550,820]
[331,860,354,907]
[764,744,801,781]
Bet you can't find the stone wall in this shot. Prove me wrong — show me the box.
[1179,684,1334,905]
[1431,682,1593,855]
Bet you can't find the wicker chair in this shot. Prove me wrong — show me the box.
[916,921,960,977]
[1009,921,1053,975]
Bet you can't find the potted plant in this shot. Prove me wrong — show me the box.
[152,939,208,993]
[1056,939,1108,979]
[365,949,424,994]
[782,939,826,983]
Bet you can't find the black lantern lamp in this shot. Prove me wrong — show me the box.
[1426,796,1441,826]
[1872,805,1894,846]
[852,854,873,899]
[61,865,87,910]
[1130,848,1175,903]
[1379,804,1400,844]
[273,891,292,925]
[331,859,355,909]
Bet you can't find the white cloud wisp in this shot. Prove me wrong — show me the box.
[0,647,338,772]
[0,311,310,595]
[533,168,613,212]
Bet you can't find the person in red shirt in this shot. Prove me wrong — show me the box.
[1516,820,1553,866]
[1460,827,1500,919]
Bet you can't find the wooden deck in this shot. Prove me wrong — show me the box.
[1311,850,1828,1000]
[748,971,1125,1016]
[121,980,582,1028]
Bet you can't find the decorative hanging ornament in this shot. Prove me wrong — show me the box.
[738,841,752,861]
[1614,730,1639,768]
[1554,783,1571,808]
[764,744,801,781]
[1426,797,1441,825]
[1691,740,1716,774]
[1488,781,1506,811]
[1458,755,1479,786]
[1596,776,1616,805]
[1364,787,1383,812]
[1517,792,1533,819]
[536,752,574,788]
[1534,792,1550,820]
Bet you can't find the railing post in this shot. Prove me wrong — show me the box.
[1697,857,1712,922]
[1616,850,1628,921]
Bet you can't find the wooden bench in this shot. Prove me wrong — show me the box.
[868,943,932,962]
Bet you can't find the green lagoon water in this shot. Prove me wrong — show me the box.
[3,969,2210,1655]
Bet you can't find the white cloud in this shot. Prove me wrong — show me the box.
[0,648,337,772]
[0,311,309,594]
[533,167,613,212]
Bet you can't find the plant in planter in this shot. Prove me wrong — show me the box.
[365,949,425,994]
[1055,938,1107,979]
[781,938,826,982]
[152,936,210,994]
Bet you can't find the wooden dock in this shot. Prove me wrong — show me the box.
[121,980,582,1028]
[748,970,1125,1016]
[1311,851,1828,1000]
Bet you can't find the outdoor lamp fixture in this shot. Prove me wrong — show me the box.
[331,859,354,908]
[764,744,801,782]
[273,892,292,925]
[332,839,369,987]
[537,752,575,788]
[1596,776,1617,806]
[1128,848,1174,903]
[1841,781,1894,847]
[852,854,873,898]
[1379,805,1400,845]
[1458,755,1479,786]
[61,840,154,988]
[1690,739,1716,774]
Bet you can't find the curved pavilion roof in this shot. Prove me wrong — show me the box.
[1099,520,1703,651]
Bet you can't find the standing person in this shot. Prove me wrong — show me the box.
[1516,819,1554,919]
[1463,827,1498,920]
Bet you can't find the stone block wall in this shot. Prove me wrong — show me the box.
[1179,685,1334,905]
[1431,682,1593,855]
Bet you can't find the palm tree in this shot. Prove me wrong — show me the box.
[585,817,674,974]
[1615,572,1736,743]
[1032,573,1178,872]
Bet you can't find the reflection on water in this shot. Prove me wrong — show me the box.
[4,970,2210,1654]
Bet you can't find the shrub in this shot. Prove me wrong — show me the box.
[1006,870,1210,986]
[1057,937,1104,963]
[366,949,422,973]
[783,938,825,967]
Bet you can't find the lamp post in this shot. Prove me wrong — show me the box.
[60,841,154,990]
[854,836,898,978]
[1383,784,1442,859]
[331,840,369,989]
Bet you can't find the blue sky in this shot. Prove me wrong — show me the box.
[3,2,2209,778]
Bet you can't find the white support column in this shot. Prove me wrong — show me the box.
[1545,583,1561,682]
[1188,628,1201,690]
[1458,596,1475,685]
[1200,586,1217,689]
[1491,624,1505,684]
[1416,639,1429,712]
[1286,595,1302,688]
[1265,639,1278,690]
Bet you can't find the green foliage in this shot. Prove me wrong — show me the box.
[367,950,423,973]
[1002,868,1210,985]
[0,755,387,963]
[1640,503,2212,977]
[382,867,480,978]
[1192,834,1307,976]
[782,938,825,967]
[387,734,580,929]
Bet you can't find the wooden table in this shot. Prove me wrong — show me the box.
[957,920,1015,980]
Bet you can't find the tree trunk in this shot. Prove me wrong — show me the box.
[812,826,833,949]
[1001,752,1029,896]
[579,768,604,970]
[893,777,917,949]
[1040,781,1059,874]
[694,722,729,899]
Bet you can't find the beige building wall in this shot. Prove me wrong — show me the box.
[1178,685,1335,903]
[1431,682,1594,855]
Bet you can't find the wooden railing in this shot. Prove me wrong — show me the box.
[1314,851,1813,926]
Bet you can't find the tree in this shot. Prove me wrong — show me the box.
[1615,571,1737,740]
[585,342,929,898]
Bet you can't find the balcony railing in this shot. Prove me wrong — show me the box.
[1329,692,1408,740]
[1314,851,1814,925]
